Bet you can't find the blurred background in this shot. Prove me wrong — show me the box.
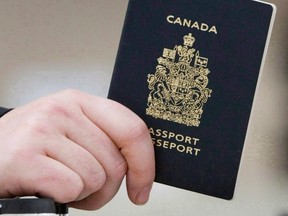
[0,0,287,215]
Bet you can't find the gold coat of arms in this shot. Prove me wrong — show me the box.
[146,33,212,127]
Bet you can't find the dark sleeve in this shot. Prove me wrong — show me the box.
[0,107,13,117]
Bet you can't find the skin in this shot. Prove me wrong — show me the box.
[0,89,155,210]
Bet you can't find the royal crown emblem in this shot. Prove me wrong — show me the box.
[146,33,212,127]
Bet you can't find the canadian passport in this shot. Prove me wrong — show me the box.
[108,0,276,199]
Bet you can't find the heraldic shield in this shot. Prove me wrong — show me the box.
[146,33,212,127]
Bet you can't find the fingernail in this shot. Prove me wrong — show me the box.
[135,186,151,205]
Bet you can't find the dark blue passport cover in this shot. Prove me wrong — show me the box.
[108,0,275,199]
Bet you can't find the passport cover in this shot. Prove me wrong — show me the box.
[108,0,276,200]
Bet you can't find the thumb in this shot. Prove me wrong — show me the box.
[75,92,155,205]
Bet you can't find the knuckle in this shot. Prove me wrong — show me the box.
[31,169,84,203]
[111,159,127,181]
[126,119,149,142]
[23,115,49,136]
[58,180,84,202]
[42,100,72,119]
[86,168,106,192]
[24,100,74,134]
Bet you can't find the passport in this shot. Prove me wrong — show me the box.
[108,0,276,200]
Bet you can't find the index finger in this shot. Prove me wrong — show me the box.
[76,92,155,205]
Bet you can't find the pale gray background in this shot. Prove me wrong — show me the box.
[0,0,287,215]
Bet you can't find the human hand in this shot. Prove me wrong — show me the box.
[0,89,155,210]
